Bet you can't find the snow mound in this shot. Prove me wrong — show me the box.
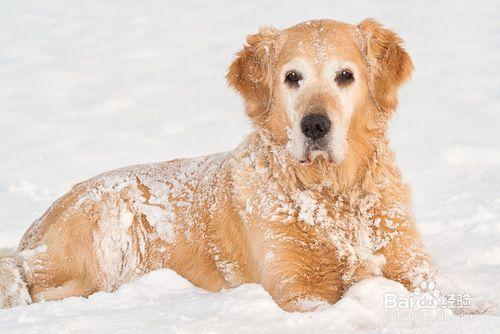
[1,270,489,334]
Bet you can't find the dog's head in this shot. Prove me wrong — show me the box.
[228,19,413,168]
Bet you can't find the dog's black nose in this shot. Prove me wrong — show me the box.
[300,114,331,140]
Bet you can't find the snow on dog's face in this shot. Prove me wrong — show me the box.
[228,19,413,167]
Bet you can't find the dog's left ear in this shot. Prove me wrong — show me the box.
[227,27,279,117]
[356,18,414,114]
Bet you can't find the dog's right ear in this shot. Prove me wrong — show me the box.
[227,27,279,117]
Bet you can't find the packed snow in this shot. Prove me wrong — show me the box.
[1,0,499,333]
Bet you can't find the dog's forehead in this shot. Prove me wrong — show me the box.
[278,20,363,66]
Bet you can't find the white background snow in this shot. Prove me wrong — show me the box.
[1,0,499,333]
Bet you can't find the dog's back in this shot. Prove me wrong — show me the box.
[3,152,248,307]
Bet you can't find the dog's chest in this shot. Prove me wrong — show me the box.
[296,191,390,270]
[245,186,395,281]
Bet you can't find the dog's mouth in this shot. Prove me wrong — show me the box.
[300,141,333,164]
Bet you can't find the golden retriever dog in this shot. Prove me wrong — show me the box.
[0,18,434,311]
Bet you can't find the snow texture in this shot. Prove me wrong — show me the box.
[1,0,500,333]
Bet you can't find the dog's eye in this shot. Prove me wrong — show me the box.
[284,71,302,87]
[335,69,354,86]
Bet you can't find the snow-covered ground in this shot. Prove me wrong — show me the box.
[1,0,499,333]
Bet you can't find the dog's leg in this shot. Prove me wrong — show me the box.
[31,279,95,302]
[380,223,434,289]
[375,187,436,290]
[23,251,100,303]
[18,206,104,304]
[259,247,343,312]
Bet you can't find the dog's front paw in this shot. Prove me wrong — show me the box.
[278,295,330,312]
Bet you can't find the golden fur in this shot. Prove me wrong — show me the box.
[2,19,434,311]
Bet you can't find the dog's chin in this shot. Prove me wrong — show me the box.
[300,150,334,165]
